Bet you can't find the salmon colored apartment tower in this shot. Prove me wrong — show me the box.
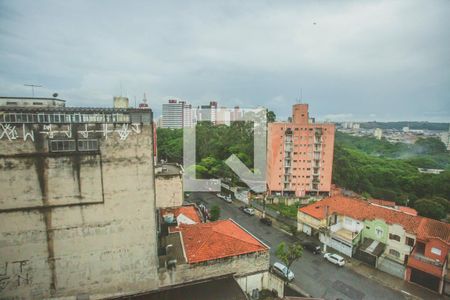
[266,103,335,197]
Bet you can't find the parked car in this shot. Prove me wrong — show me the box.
[239,205,249,211]
[243,207,255,216]
[300,241,321,254]
[260,217,272,226]
[272,262,294,281]
[323,253,345,266]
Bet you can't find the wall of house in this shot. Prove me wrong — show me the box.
[425,239,448,264]
[0,122,159,299]
[297,212,325,232]
[158,251,270,288]
[155,174,183,208]
[362,219,388,244]
[385,223,415,264]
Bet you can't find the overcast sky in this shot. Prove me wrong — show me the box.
[0,0,449,122]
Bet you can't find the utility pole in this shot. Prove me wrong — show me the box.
[24,84,43,97]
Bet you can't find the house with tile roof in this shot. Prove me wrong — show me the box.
[298,195,450,294]
[157,210,284,297]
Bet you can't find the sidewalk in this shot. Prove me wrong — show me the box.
[347,259,449,300]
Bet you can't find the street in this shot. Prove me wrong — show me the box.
[186,192,408,300]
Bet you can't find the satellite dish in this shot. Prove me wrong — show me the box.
[52,93,58,98]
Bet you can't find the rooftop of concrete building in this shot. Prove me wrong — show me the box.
[0,96,66,102]
[114,276,247,300]
[155,163,183,176]
[177,219,269,264]
[160,204,203,227]
[299,195,450,244]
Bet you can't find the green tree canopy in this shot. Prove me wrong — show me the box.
[414,199,446,220]
[275,241,303,282]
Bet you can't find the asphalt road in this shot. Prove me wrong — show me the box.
[186,192,408,300]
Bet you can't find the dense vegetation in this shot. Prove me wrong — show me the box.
[333,132,450,220]
[157,121,255,185]
[157,121,450,220]
[360,121,449,131]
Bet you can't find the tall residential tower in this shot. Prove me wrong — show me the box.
[266,103,335,197]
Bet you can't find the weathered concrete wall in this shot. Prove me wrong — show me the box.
[158,251,270,288]
[155,175,183,208]
[0,122,158,299]
[235,271,284,297]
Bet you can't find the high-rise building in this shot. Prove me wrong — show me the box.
[0,102,159,298]
[162,99,184,128]
[266,103,335,197]
[197,101,218,124]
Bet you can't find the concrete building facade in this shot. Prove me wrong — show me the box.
[267,103,335,197]
[161,99,185,129]
[0,106,159,299]
[155,163,183,208]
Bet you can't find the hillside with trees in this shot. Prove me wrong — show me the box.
[333,132,450,220]
[157,123,450,220]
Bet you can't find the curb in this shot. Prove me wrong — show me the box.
[348,262,422,300]
[287,282,312,298]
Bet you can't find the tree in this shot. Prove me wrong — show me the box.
[267,110,276,123]
[275,242,303,283]
[414,199,446,220]
[210,205,221,221]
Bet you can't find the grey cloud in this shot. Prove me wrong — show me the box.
[0,0,449,121]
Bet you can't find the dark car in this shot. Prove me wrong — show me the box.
[260,217,272,226]
[239,205,249,211]
[301,241,321,254]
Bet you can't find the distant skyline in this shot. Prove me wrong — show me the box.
[0,1,449,122]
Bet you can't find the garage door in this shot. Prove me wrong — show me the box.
[410,268,441,292]
[328,238,352,257]
[303,224,312,236]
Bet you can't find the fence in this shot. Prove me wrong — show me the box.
[252,201,297,228]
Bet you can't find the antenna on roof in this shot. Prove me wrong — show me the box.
[24,84,43,97]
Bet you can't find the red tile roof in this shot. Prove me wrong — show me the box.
[416,218,450,244]
[368,199,396,207]
[178,219,269,264]
[160,205,202,224]
[299,196,421,233]
[299,196,450,242]
[398,206,418,216]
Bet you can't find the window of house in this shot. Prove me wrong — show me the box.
[405,237,414,247]
[389,234,401,242]
[431,247,442,256]
[389,249,400,258]
[375,227,383,238]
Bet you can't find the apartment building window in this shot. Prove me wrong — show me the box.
[389,249,400,258]
[50,140,76,152]
[405,237,414,247]
[389,234,401,242]
[78,139,98,151]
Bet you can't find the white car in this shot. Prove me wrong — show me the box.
[223,195,232,203]
[217,194,232,203]
[243,207,255,216]
[272,262,295,281]
[324,253,345,266]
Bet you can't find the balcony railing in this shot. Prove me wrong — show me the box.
[411,252,443,267]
